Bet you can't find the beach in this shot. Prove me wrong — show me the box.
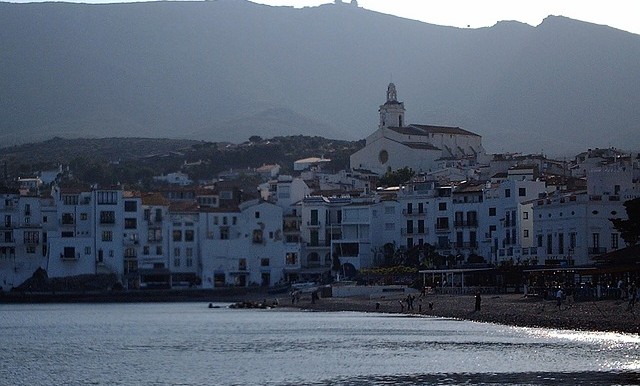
[280,292,640,335]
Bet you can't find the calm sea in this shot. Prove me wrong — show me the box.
[1,302,639,385]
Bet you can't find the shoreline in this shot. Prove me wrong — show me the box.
[3,290,639,335]
[278,293,640,335]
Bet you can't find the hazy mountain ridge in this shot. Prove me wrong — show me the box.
[1,1,639,155]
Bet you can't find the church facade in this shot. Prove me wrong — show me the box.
[350,83,487,175]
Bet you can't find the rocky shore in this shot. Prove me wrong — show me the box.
[280,293,640,335]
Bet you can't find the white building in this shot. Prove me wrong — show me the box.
[533,165,640,266]
[350,83,487,175]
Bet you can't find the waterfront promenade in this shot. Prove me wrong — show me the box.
[282,292,640,335]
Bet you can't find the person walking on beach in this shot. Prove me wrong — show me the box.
[399,300,405,312]
[627,283,637,312]
[474,291,481,312]
[556,287,563,310]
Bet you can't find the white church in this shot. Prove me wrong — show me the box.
[350,83,487,175]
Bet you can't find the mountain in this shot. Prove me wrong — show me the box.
[1,1,639,155]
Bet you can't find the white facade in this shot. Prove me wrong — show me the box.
[350,83,486,175]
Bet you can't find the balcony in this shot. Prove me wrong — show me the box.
[588,247,607,255]
[60,253,80,261]
[452,241,479,249]
[453,220,478,228]
[402,209,426,217]
[435,225,450,233]
[306,241,330,248]
[401,227,429,236]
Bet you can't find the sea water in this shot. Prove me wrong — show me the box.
[1,302,639,385]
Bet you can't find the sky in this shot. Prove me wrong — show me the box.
[5,0,639,35]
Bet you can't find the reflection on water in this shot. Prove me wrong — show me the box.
[1,303,639,386]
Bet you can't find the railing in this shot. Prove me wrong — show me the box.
[306,241,330,248]
[588,247,607,255]
[453,220,478,228]
[452,241,478,249]
[435,225,450,233]
[402,209,426,216]
[306,221,321,227]
[60,253,80,260]
[401,227,429,236]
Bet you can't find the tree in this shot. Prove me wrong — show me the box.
[378,166,415,187]
[611,197,640,246]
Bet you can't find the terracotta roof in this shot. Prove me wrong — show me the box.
[409,124,480,137]
[403,142,441,151]
[141,192,170,206]
[169,201,199,213]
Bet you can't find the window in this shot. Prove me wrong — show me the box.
[99,211,115,224]
[489,207,496,216]
[148,228,162,242]
[436,217,449,229]
[174,258,181,267]
[156,246,163,255]
[62,213,75,225]
[24,231,39,244]
[186,258,193,267]
[63,195,79,205]
[261,258,270,267]
[523,211,529,220]
[124,201,137,212]
[124,218,137,229]
[570,232,577,250]
[519,188,526,197]
[232,216,237,225]
[505,189,511,198]
[173,248,180,257]
[523,230,529,238]
[185,230,194,242]
[220,228,229,240]
[102,231,113,241]
[558,233,564,254]
[537,235,543,248]
[97,191,118,205]
[143,246,149,255]
[26,245,36,254]
[186,248,193,258]
[438,202,447,211]
[61,231,74,238]
[611,233,619,250]
[255,211,260,219]
[155,209,163,222]
[144,209,150,220]
[286,252,298,265]
[592,233,600,248]
[85,247,91,255]
[547,234,553,254]
[213,216,219,225]
[173,230,182,242]
[223,216,228,225]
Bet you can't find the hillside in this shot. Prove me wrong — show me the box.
[0,136,364,186]
[1,1,639,154]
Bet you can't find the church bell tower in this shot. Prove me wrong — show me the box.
[379,83,405,129]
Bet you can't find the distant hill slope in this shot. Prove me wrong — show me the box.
[1,1,639,155]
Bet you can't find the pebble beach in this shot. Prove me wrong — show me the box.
[281,293,640,335]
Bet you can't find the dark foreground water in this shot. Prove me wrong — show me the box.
[1,303,639,385]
